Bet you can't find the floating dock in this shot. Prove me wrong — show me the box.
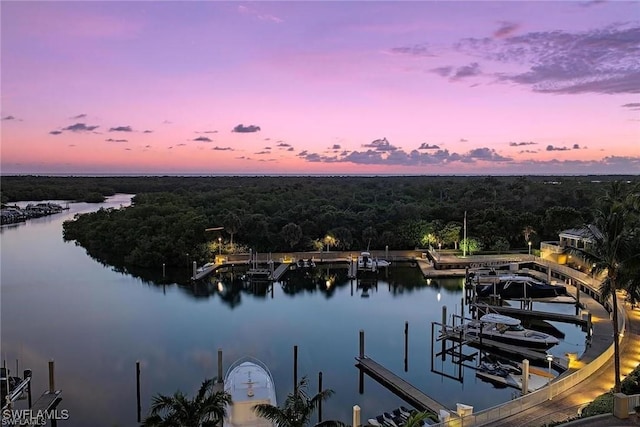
[355,356,455,417]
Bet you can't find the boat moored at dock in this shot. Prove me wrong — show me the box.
[460,313,559,350]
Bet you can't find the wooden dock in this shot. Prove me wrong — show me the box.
[472,303,586,326]
[271,263,290,281]
[355,356,454,416]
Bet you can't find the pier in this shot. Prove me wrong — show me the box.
[355,356,454,416]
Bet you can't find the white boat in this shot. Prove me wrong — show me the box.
[357,252,390,272]
[462,313,559,350]
[224,357,277,427]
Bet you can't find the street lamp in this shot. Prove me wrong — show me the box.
[218,237,222,256]
[546,353,554,400]
[528,241,532,255]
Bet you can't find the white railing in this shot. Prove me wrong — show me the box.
[428,259,627,427]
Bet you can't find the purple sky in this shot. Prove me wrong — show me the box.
[1,1,639,175]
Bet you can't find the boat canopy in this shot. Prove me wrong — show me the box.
[480,313,521,326]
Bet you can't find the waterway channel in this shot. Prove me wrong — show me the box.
[0,195,587,426]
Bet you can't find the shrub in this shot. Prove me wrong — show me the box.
[581,392,614,417]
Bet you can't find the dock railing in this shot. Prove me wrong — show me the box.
[430,258,628,427]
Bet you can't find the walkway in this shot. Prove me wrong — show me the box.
[487,299,640,427]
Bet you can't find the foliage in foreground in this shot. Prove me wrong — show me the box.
[142,378,231,427]
[253,376,338,427]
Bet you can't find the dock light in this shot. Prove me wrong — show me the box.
[218,237,222,256]
[217,282,224,293]
[528,241,532,255]
[427,278,432,285]
[546,354,554,400]
[437,291,441,302]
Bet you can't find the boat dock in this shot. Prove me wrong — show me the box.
[355,356,454,417]
[438,326,568,372]
[472,303,587,326]
[271,263,290,281]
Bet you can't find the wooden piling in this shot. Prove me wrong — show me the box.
[441,306,447,361]
[24,369,32,408]
[576,282,581,314]
[162,263,166,277]
[136,361,141,423]
[318,371,323,423]
[48,360,55,392]
[293,345,298,393]
[521,359,529,395]
[359,330,365,359]
[218,349,223,382]
[404,321,409,372]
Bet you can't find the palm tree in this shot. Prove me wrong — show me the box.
[253,376,337,427]
[143,378,231,427]
[569,181,640,393]
[522,225,536,244]
[403,411,439,427]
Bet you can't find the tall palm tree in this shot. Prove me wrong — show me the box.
[143,378,231,427]
[569,181,640,393]
[253,376,337,427]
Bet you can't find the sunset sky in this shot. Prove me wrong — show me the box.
[1,1,639,175]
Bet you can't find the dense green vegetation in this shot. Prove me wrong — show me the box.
[2,175,638,268]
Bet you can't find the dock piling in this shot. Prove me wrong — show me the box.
[359,330,365,359]
[24,369,32,408]
[293,345,298,393]
[136,361,141,423]
[217,349,223,382]
[404,321,409,372]
[318,371,323,423]
[441,306,447,361]
[353,405,361,427]
[48,360,55,393]
[521,359,529,395]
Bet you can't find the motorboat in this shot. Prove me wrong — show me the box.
[474,274,567,300]
[462,313,559,349]
[357,252,390,272]
[224,357,277,427]
[357,251,375,271]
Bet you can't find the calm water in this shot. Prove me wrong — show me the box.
[0,195,586,426]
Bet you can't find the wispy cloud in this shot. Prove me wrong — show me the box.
[456,23,640,94]
[194,136,212,142]
[362,137,398,152]
[237,5,283,24]
[418,143,440,150]
[509,141,537,147]
[63,123,99,132]
[232,124,261,133]
[389,43,434,57]
[493,21,520,39]
[109,125,132,132]
[49,130,63,135]
[143,130,153,134]
[213,146,233,151]
[105,138,128,142]
[71,113,87,119]
[546,145,571,151]
[2,115,16,121]
[622,102,640,110]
